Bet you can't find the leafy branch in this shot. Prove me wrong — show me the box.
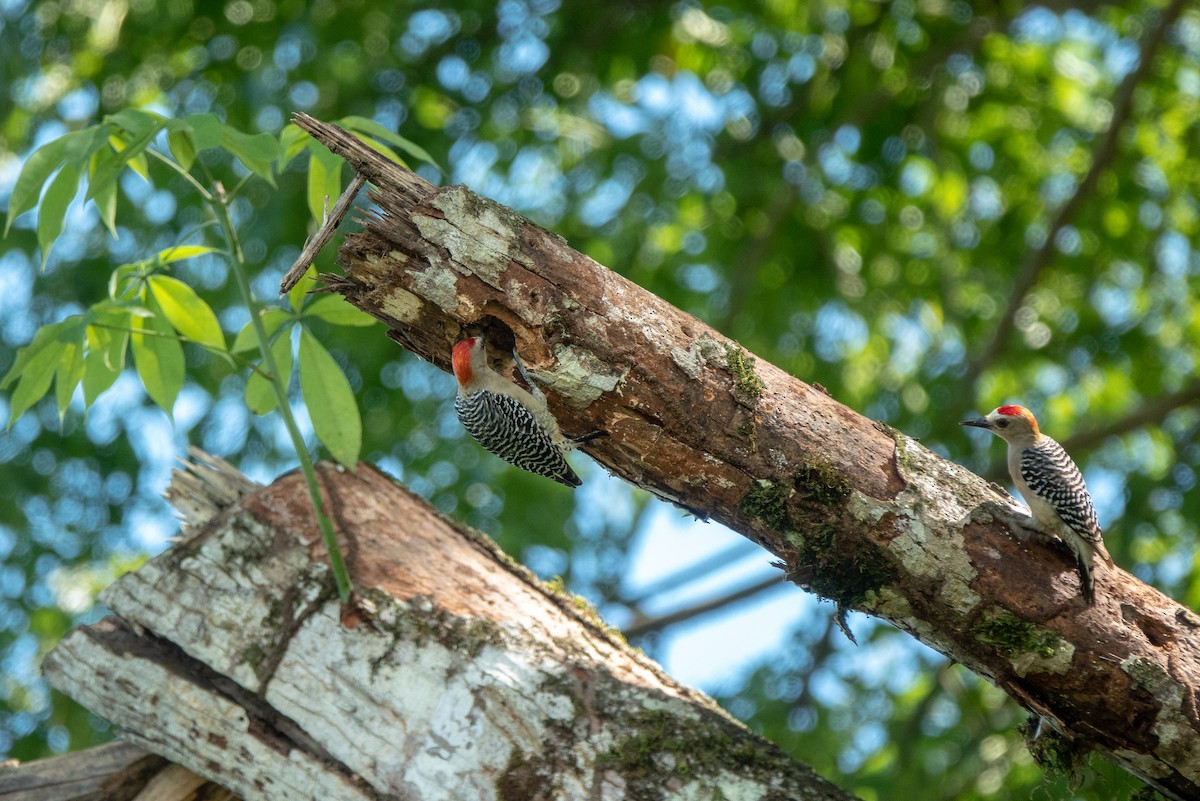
[2,108,436,601]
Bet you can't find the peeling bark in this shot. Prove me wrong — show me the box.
[43,455,853,801]
[291,113,1200,800]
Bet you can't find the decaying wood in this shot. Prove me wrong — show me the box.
[0,740,233,801]
[290,112,1200,799]
[43,455,854,801]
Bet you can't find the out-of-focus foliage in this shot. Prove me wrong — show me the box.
[2,0,1198,798]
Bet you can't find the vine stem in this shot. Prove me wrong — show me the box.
[211,183,352,602]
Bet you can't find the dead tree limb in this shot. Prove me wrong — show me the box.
[42,455,853,801]
[291,112,1200,799]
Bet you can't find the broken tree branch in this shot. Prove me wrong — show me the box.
[43,455,854,801]
[291,111,1200,799]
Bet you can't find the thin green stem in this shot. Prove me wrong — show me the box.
[211,184,352,602]
[146,149,214,202]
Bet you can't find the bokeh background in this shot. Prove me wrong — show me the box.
[3,1,1199,798]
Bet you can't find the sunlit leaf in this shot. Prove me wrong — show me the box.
[287,266,315,312]
[306,142,342,225]
[299,327,361,470]
[91,165,118,238]
[37,162,82,272]
[54,339,84,421]
[340,115,442,171]
[83,315,130,407]
[130,295,185,415]
[148,275,225,350]
[6,136,71,237]
[3,318,83,426]
[155,244,218,265]
[245,325,294,415]
[305,295,376,327]
[86,115,164,199]
[279,123,310,169]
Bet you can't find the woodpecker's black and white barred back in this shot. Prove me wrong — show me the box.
[962,404,1113,604]
[1020,437,1101,546]
[451,336,604,488]
[455,390,581,487]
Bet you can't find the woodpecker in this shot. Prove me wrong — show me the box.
[962,405,1113,604]
[452,336,603,487]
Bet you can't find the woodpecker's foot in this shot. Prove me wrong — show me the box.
[511,348,548,402]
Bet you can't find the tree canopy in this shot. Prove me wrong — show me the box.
[1,1,1198,798]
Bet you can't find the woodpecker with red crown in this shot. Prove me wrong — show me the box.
[452,336,604,487]
[962,404,1113,604]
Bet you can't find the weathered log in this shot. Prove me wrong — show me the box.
[43,453,854,801]
[290,112,1200,799]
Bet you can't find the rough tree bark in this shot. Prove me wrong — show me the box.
[41,452,853,801]
[290,113,1200,799]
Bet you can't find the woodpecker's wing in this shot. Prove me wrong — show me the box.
[456,390,581,487]
[1019,438,1104,548]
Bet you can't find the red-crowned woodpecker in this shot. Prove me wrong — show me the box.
[962,404,1113,604]
[452,336,603,487]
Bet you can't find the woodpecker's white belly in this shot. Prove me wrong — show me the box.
[1009,451,1068,534]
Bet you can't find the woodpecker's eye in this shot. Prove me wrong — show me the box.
[996,419,1008,428]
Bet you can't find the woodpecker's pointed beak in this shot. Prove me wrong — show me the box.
[960,417,992,429]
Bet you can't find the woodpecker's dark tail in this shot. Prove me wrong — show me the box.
[573,430,608,445]
[1077,555,1096,605]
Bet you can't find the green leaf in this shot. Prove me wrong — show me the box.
[91,165,118,238]
[155,244,218,265]
[304,295,376,327]
[83,315,130,407]
[279,123,310,169]
[245,324,293,415]
[148,275,225,350]
[2,318,74,389]
[55,339,85,420]
[6,127,109,237]
[299,327,361,470]
[37,162,83,271]
[6,136,71,237]
[167,128,197,171]
[3,318,84,427]
[340,115,442,171]
[174,114,224,150]
[287,266,315,312]
[106,108,164,138]
[231,308,292,353]
[131,295,185,414]
[219,125,281,186]
[86,116,165,201]
[306,142,342,225]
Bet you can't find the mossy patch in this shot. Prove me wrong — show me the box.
[598,708,777,782]
[724,345,764,405]
[784,524,895,608]
[239,643,266,675]
[1020,715,1089,790]
[543,576,627,644]
[740,479,794,532]
[793,460,850,506]
[975,609,1059,659]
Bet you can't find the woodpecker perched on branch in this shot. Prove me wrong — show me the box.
[452,336,604,487]
[962,404,1113,604]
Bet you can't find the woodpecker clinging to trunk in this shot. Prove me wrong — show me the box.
[962,404,1113,604]
[452,336,604,487]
